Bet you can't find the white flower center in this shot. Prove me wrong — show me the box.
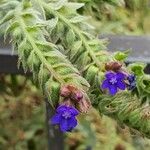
[62,111,71,119]
[109,77,117,84]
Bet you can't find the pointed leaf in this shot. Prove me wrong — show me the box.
[70,15,89,23]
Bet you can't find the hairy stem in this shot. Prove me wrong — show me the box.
[16,7,64,84]
[40,0,101,67]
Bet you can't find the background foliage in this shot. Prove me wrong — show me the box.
[75,0,150,34]
[0,75,150,150]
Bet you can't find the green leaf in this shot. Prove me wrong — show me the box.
[4,21,19,40]
[38,63,44,90]
[65,2,84,10]
[0,10,14,25]
[85,65,99,85]
[47,17,58,31]
[114,51,129,61]
[50,81,61,107]
[27,51,36,71]
[70,40,82,59]
[77,76,90,88]
[66,29,75,46]
[70,15,89,23]
[45,79,60,108]
[49,0,67,10]
[52,63,78,73]
[128,63,146,76]
[0,0,19,10]
[75,51,91,70]
[18,39,31,71]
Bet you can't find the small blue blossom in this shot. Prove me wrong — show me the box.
[50,105,79,132]
[127,74,136,90]
[101,71,126,95]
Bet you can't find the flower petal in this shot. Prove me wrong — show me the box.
[101,79,109,89]
[116,72,126,79]
[128,82,136,90]
[60,117,78,132]
[50,114,61,125]
[56,105,67,113]
[60,118,69,132]
[68,117,78,129]
[105,72,115,79]
[108,85,117,95]
[117,81,126,90]
[69,107,79,116]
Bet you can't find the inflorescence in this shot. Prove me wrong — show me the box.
[101,62,136,95]
[51,62,136,132]
[50,85,91,132]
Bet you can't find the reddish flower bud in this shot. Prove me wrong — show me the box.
[70,90,83,102]
[60,85,84,103]
[67,85,77,92]
[77,98,91,113]
[115,144,126,150]
[60,85,71,97]
[105,62,122,72]
[61,98,73,107]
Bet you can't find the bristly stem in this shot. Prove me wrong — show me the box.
[40,0,102,68]
[15,6,65,84]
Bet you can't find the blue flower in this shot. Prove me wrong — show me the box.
[101,71,126,95]
[51,105,79,132]
[127,74,136,90]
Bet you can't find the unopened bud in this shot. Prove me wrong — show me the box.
[60,86,71,97]
[70,90,83,102]
[105,62,122,72]
[77,98,91,113]
[115,144,126,150]
[61,98,73,107]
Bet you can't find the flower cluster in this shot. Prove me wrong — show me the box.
[101,62,136,95]
[50,85,91,132]
[51,61,137,132]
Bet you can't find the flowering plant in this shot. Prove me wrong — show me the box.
[0,0,149,138]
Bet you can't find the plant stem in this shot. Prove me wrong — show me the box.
[16,9,64,84]
[40,0,102,68]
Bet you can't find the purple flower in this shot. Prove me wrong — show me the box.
[127,74,136,90]
[50,105,79,132]
[101,71,126,95]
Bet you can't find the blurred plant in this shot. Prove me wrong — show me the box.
[0,74,47,150]
[1,75,150,150]
[74,0,150,34]
[66,109,150,150]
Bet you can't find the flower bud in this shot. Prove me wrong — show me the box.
[126,74,136,90]
[60,85,71,97]
[115,144,126,150]
[105,62,122,72]
[70,90,83,102]
[77,98,91,113]
[61,98,73,107]
[60,85,84,103]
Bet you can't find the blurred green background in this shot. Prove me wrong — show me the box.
[0,0,150,150]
